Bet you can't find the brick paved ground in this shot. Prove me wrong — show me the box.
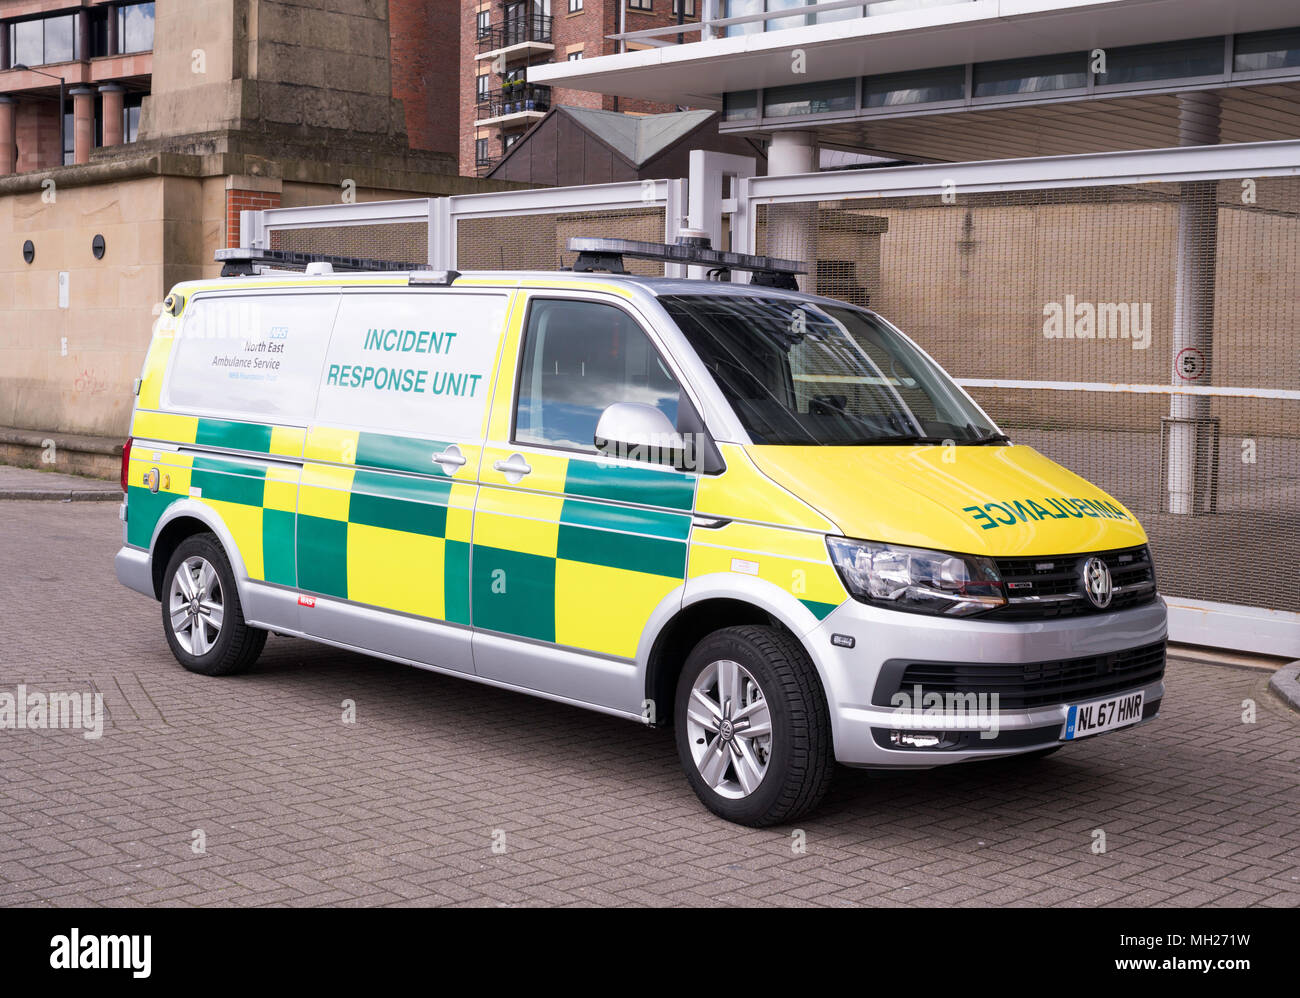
[1,500,1297,907]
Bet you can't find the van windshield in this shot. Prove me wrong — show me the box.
[658,294,1004,446]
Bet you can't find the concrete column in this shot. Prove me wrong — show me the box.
[766,131,818,291]
[70,86,94,164]
[77,8,91,62]
[100,84,125,147]
[107,5,119,56]
[0,97,15,175]
[1166,92,1220,515]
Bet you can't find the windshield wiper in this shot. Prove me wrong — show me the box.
[964,424,1012,445]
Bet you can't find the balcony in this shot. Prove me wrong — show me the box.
[476,14,554,63]
[474,83,551,128]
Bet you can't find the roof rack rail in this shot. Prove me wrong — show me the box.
[566,233,805,291]
[214,247,457,283]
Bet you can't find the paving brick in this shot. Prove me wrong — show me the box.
[1,500,1298,907]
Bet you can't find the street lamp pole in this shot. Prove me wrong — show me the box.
[12,64,66,166]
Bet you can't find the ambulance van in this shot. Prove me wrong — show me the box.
[115,242,1166,826]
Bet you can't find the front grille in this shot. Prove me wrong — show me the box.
[879,641,1166,711]
[992,545,1157,620]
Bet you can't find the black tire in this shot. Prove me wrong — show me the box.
[161,533,266,676]
[674,625,834,827]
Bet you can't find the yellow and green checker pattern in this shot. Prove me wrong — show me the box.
[127,413,304,587]
[296,425,477,625]
[472,450,698,659]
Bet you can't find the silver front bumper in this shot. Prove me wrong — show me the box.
[809,597,1168,768]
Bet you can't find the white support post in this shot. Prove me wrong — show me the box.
[428,197,454,270]
[664,178,688,279]
[687,149,757,280]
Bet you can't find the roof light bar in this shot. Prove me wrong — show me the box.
[214,247,452,280]
[566,234,805,290]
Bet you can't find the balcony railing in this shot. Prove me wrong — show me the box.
[476,84,551,121]
[476,14,553,54]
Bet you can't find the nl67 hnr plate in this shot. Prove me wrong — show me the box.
[1064,691,1144,740]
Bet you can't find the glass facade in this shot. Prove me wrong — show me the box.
[1233,28,1300,73]
[973,52,1087,97]
[763,77,854,117]
[722,28,1300,126]
[864,65,964,107]
[1099,36,1224,86]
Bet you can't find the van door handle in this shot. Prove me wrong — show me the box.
[432,445,466,476]
[493,453,533,484]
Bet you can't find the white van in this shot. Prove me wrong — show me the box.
[116,242,1166,826]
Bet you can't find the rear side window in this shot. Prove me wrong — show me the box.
[316,291,509,440]
[514,298,681,452]
[166,292,339,423]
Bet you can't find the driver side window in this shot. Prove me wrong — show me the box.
[514,299,681,452]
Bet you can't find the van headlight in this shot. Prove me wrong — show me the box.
[826,537,1006,617]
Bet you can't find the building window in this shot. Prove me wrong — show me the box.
[672,0,696,14]
[124,93,144,143]
[63,102,74,165]
[476,74,490,101]
[1098,36,1225,86]
[567,51,583,61]
[476,10,491,39]
[118,2,156,54]
[568,0,583,11]
[628,0,652,10]
[763,77,855,118]
[1233,27,1300,73]
[475,137,491,165]
[9,13,80,67]
[973,53,1087,98]
[503,132,521,151]
[722,90,758,121]
[864,66,966,107]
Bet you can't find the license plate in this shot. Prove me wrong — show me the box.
[1064,691,1144,740]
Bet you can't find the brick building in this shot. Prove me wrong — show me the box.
[461,0,699,177]
[0,0,518,467]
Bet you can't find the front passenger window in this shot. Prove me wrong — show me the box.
[514,299,681,452]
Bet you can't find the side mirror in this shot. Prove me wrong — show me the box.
[594,402,685,465]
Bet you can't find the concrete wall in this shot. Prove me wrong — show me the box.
[0,175,166,438]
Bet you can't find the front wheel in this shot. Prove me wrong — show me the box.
[161,534,266,676]
[674,625,834,827]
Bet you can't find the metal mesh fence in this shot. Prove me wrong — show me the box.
[455,206,668,275]
[756,178,1300,613]
[270,222,429,266]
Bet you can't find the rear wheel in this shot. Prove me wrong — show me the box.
[674,625,834,827]
[161,534,265,676]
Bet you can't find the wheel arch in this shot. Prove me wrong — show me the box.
[643,577,836,730]
[148,500,250,600]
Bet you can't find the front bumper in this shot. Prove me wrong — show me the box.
[810,596,1168,768]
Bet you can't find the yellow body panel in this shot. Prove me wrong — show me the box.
[269,425,307,459]
[304,426,360,467]
[299,463,355,521]
[347,524,445,619]
[473,486,563,558]
[263,465,300,514]
[748,444,1147,557]
[554,559,678,658]
[132,410,198,445]
[204,499,265,579]
[696,444,835,532]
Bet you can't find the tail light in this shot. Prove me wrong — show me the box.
[120,436,132,493]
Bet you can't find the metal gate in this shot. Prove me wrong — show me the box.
[739,141,1300,657]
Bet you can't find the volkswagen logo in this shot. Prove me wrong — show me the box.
[1082,556,1113,609]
